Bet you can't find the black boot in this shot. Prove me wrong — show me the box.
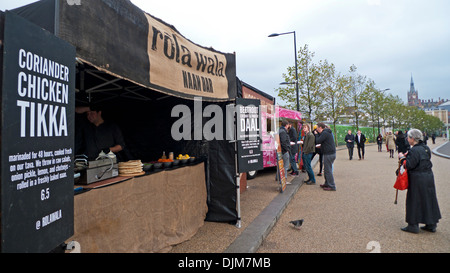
[420,224,437,233]
[401,224,419,234]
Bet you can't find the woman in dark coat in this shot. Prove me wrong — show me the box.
[398,129,441,233]
[396,130,408,153]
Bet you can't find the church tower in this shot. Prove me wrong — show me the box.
[407,75,420,106]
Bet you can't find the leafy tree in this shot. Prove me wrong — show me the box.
[276,44,322,124]
[347,65,369,130]
[316,60,349,145]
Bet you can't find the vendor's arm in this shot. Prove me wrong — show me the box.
[111,123,126,153]
[110,144,123,154]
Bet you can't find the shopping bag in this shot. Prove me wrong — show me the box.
[394,160,408,205]
[394,160,408,191]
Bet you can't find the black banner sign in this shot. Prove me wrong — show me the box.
[236,98,264,174]
[1,12,75,253]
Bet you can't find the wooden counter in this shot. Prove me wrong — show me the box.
[68,163,207,253]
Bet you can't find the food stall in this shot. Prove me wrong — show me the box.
[3,0,240,252]
[240,80,302,179]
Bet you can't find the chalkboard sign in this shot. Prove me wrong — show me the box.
[1,12,75,253]
[235,98,263,174]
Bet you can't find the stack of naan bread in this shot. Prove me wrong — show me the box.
[118,160,145,176]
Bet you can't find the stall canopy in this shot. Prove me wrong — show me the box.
[11,0,239,223]
[12,0,237,101]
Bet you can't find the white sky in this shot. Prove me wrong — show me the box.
[2,0,450,104]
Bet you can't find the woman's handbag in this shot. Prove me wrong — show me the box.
[394,160,408,204]
[394,160,408,190]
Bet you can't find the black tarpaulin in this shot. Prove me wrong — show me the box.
[95,95,237,223]
[9,0,239,223]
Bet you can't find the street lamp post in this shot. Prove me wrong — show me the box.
[269,31,299,112]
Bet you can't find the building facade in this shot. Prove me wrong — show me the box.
[407,75,449,109]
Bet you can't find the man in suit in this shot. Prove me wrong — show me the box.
[344,130,355,160]
[355,130,366,160]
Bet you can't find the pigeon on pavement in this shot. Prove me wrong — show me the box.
[289,219,304,230]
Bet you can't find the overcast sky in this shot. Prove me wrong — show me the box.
[3,0,450,104]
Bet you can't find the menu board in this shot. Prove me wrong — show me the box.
[275,134,287,193]
[235,98,263,174]
[1,12,75,253]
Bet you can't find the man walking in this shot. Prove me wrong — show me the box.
[355,130,366,160]
[315,122,336,191]
[344,130,355,160]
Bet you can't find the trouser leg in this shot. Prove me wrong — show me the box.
[289,152,298,173]
[303,153,315,183]
[323,154,336,190]
[282,152,290,178]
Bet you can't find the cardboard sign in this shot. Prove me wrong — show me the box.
[1,12,75,253]
[275,134,287,192]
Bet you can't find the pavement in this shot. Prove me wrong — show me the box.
[169,138,450,253]
[434,140,450,159]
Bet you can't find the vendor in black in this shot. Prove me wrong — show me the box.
[75,105,126,161]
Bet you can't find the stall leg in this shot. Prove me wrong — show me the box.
[236,174,241,229]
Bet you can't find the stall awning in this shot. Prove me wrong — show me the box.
[12,0,237,101]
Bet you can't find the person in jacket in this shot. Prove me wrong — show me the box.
[288,122,299,176]
[315,122,336,191]
[396,130,408,154]
[355,130,366,160]
[376,134,383,152]
[344,130,355,160]
[312,125,323,176]
[398,129,441,233]
[301,124,316,185]
[386,132,396,158]
[279,120,291,180]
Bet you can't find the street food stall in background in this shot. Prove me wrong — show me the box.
[1,0,246,253]
[240,81,302,180]
[239,80,275,188]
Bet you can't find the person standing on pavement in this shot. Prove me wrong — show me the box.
[301,124,316,185]
[315,122,336,191]
[279,120,291,180]
[355,130,366,160]
[312,125,323,176]
[423,132,429,145]
[398,129,441,233]
[288,122,299,176]
[377,133,383,152]
[396,130,408,154]
[386,132,396,158]
[344,130,355,160]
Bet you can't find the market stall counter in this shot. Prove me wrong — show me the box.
[69,161,207,253]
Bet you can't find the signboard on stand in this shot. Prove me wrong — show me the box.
[235,98,263,174]
[275,134,287,193]
[1,12,75,253]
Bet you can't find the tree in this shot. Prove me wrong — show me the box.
[361,79,376,141]
[347,65,368,130]
[276,44,322,124]
[316,60,349,145]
